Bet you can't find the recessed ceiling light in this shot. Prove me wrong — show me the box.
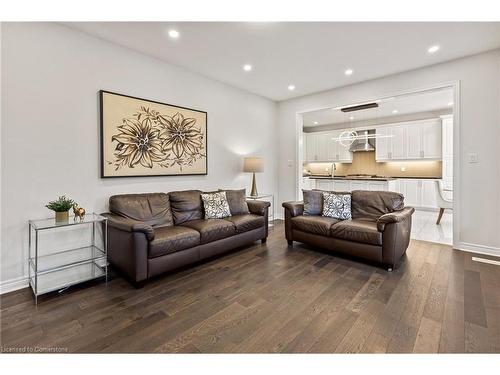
[168,29,180,39]
[448,101,454,106]
[428,45,440,54]
[314,121,318,125]
[243,64,252,72]
[344,69,354,76]
[349,116,355,120]
[288,84,295,91]
[392,110,398,114]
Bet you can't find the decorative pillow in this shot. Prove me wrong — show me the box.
[322,191,352,220]
[219,189,249,215]
[201,191,232,219]
[303,189,323,216]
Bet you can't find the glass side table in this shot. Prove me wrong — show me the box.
[246,193,274,225]
[28,213,108,304]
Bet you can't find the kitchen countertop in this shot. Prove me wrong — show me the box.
[304,175,441,181]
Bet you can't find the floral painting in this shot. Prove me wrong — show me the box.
[100,91,207,177]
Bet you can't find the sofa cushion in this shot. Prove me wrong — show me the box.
[181,219,237,244]
[201,191,232,219]
[148,226,201,258]
[109,193,173,227]
[224,214,264,233]
[330,219,382,246]
[322,191,352,220]
[291,215,340,236]
[303,189,323,216]
[169,190,203,225]
[351,190,404,221]
[220,189,250,215]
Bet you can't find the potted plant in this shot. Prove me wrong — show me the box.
[46,196,75,222]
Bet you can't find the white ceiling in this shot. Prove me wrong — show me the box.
[64,22,500,101]
[302,88,454,127]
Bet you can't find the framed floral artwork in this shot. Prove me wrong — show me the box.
[100,90,207,177]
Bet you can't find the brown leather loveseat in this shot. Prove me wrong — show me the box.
[102,190,270,285]
[282,190,414,270]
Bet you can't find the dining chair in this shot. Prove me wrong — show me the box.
[435,180,453,224]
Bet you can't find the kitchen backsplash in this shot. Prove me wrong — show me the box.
[304,151,442,178]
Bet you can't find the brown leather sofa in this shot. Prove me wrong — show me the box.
[282,190,414,270]
[102,190,270,285]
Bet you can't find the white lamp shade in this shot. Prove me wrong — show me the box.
[243,157,264,173]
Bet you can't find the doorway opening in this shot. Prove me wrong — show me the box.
[297,86,456,246]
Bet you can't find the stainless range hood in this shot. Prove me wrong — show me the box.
[349,129,376,152]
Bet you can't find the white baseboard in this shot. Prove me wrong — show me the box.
[454,242,500,258]
[0,275,29,295]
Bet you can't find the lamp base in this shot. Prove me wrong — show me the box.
[250,172,258,197]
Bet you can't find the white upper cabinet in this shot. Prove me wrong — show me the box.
[376,124,406,161]
[441,115,453,190]
[327,131,339,161]
[375,127,391,161]
[405,124,422,159]
[306,133,318,161]
[316,133,329,161]
[304,130,352,163]
[421,121,442,159]
[376,119,442,162]
[391,125,407,159]
[330,130,353,162]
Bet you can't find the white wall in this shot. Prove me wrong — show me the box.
[277,50,500,254]
[0,22,277,291]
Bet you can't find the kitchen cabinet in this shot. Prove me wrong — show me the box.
[308,179,396,193]
[421,180,438,209]
[333,180,350,192]
[375,127,391,161]
[441,115,453,190]
[421,121,442,159]
[306,177,439,210]
[331,130,353,162]
[376,119,442,162]
[301,177,314,191]
[350,181,368,191]
[375,125,406,161]
[315,179,334,191]
[405,119,442,160]
[395,179,439,210]
[304,131,352,163]
[305,132,328,161]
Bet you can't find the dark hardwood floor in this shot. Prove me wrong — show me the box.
[1,220,499,353]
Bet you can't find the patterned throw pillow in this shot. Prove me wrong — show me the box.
[201,191,232,219]
[322,192,352,220]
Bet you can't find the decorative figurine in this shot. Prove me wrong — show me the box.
[72,203,86,221]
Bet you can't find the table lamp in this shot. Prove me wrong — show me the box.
[243,157,264,198]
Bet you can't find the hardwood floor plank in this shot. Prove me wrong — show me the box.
[464,270,488,327]
[413,316,442,353]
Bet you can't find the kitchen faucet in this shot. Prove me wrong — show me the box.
[330,162,336,178]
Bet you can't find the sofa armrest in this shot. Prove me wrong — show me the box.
[101,213,155,241]
[247,200,271,216]
[282,201,304,217]
[377,207,415,232]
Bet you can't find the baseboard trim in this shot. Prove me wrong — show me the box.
[455,242,500,258]
[0,276,29,295]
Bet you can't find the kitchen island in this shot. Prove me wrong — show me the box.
[303,174,443,210]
